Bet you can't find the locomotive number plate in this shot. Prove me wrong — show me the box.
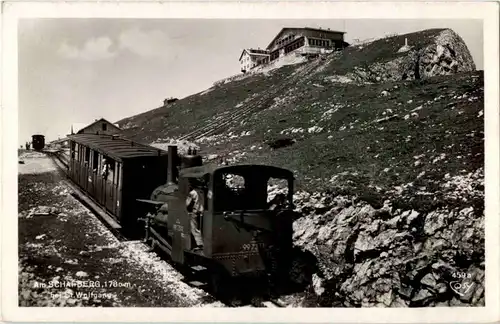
[241,242,265,251]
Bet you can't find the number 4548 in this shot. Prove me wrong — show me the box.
[452,272,471,279]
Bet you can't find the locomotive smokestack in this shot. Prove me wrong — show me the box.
[167,145,178,185]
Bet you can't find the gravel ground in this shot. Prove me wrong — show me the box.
[18,151,224,307]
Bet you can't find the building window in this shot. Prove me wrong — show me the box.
[284,37,305,54]
[102,123,107,131]
[308,38,331,48]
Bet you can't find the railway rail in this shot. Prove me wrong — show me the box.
[178,56,327,142]
[42,149,287,308]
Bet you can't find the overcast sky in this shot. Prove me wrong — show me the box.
[19,19,483,145]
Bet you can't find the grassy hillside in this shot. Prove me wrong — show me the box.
[233,72,483,210]
[117,29,483,212]
[117,29,452,139]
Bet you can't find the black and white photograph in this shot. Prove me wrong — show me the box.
[2,1,499,323]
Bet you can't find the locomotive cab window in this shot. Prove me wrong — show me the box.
[215,172,267,211]
[267,177,291,210]
[224,174,245,190]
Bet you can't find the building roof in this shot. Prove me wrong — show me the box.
[70,123,88,135]
[75,118,122,134]
[266,27,346,50]
[238,48,270,61]
[68,133,168,162]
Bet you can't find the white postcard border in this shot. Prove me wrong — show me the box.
[2,1,499,323]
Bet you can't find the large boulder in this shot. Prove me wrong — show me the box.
[346,29,476,83]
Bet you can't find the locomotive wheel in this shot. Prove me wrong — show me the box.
[209,269,230,301]
[148,238,157,252]
[210,270,223,296]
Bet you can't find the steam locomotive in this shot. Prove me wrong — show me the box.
[66,133,300,294]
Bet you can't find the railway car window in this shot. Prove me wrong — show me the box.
[75,144,80,161]
[100,156,116,183]
[85,147,90,164]
[108,159,115,183]
[97,154,102,174]
[111,161,117,185]
[92,151,99,172]
[71,142,76,159]
[115,163,121,188]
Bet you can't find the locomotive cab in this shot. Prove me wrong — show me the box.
[207,165,297,278]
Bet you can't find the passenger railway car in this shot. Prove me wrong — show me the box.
[67,134,170,231]
[32,134,45,151]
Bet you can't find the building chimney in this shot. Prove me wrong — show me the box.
[405,38,408,46]
[167,145,178,185]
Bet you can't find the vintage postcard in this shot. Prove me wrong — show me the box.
[1,0,499,323]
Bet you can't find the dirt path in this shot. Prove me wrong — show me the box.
[18,151,224,307]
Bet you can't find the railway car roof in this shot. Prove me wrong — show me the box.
[67,134,168,161]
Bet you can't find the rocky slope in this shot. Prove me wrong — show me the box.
[286,169,484,307]
[340,29,476,83]
[115,28,483,307]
